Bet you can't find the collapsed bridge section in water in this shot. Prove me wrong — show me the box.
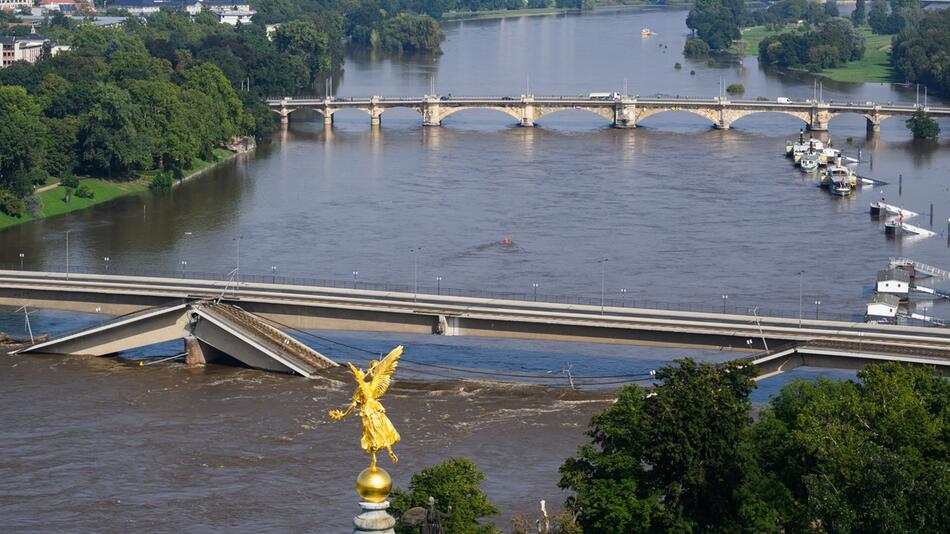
[11,300,338,377]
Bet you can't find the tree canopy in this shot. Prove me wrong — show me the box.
[560,360,950,532]
[892,9,950,96]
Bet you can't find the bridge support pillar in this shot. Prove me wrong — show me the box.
[866,117,881,135]
[809,108,830,131]
[324,113,334,126]
[519,96,536,127]
[422,100,442,126]
[613,104,636,128]
[184,335,224,366]
[279,110,289,128]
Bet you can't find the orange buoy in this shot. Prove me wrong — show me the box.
[502,237,511,246]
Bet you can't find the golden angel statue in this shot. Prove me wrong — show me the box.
[329,345,403,469]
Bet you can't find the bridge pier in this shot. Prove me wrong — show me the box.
[808,108,830,131]
[613,104,636,128]
[279,110,289,128]
[866,116,881,135]
[323,112,334,126]
[184,335,225,366]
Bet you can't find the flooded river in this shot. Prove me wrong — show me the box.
[1,7,948,531]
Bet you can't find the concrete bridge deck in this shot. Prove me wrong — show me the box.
[4,269,950,357]
[267,94,950,132]
[12,299,338,377]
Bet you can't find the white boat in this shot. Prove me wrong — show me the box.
[831,179,853,196]
[793,137,824,164]
[800,151,819,172]
[819,147,840,166]
[821,157,856,188]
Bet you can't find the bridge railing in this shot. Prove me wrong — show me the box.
[0,263,890,325]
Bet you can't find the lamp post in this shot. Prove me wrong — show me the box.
[410,247,421,302]
[599,257,609,315]
[620,287,628,307]
[65,230,70,279]
[799,270,805,328]
[235,235,242,285]
[19,252,24,271]
[104,256,110,273]
[180,260,187,278]
[815,299,821,320]
[436,276,442,295]
[532,282,539,301]
[353,270,358,287]
[272,265,278,284]
[721,294,728,314]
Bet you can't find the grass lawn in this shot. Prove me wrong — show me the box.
[819,28,894,83]
[731,24,797,55]
[0,148,235,231]
[731,25,895,84]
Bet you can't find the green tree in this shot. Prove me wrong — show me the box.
[0,86,48,202]
[181,63,250,146]
[906,108,940,139]
[683,37,711,57]
[560,359,772,532]
[78,83,151,177]
[852,0,867,24]
[751,363,950,531]
[686,0,744,51]
[390,457,500,534]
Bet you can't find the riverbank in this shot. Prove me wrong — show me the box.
[441,2,691,22]
[733,25,894,84]
[0,148,236,231]
[442,7,574,21]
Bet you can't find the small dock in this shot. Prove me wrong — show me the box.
[878,202,919,218]
[896,222,936,238]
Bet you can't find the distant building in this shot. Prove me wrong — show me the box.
[39,0,97,15]
[215,10,253,25]
[0,0,31,12]
[0,34,50,68]
[18,14,128,28]
[107,0,253,19]
[265,23,280,41]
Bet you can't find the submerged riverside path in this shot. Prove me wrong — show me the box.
[267,94,950,132]
[3,270,950,379]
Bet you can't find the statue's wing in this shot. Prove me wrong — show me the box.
[347,362,362,402]
[369,345,403,399]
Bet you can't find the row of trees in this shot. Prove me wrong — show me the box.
[891,9,950,96]
[758,18,865,71]
[560,360,950,531]
[0,23,255,217]
[744,0,840,29]
[251,0,444,52]
[384,361,949,532]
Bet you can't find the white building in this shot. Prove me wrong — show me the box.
[0,0,31,12]
[108,0,253,18]
[0,35,50,68]
[215,9,253,25]
[866,293,900,320]
[876,268,910,295]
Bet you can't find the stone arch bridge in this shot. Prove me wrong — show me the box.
[266,95,950,133]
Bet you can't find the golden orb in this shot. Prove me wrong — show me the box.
[356,466,392,503]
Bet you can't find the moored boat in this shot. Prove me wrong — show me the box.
[821,157,856,188]
[801,151,819,172]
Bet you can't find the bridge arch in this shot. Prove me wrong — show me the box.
[726,109,811,128]
[438,106,524,123]
[533,106,616,123]
[635,106,719,127]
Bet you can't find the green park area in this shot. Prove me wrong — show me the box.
[735,25,894,84]
[0,149,233,231]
